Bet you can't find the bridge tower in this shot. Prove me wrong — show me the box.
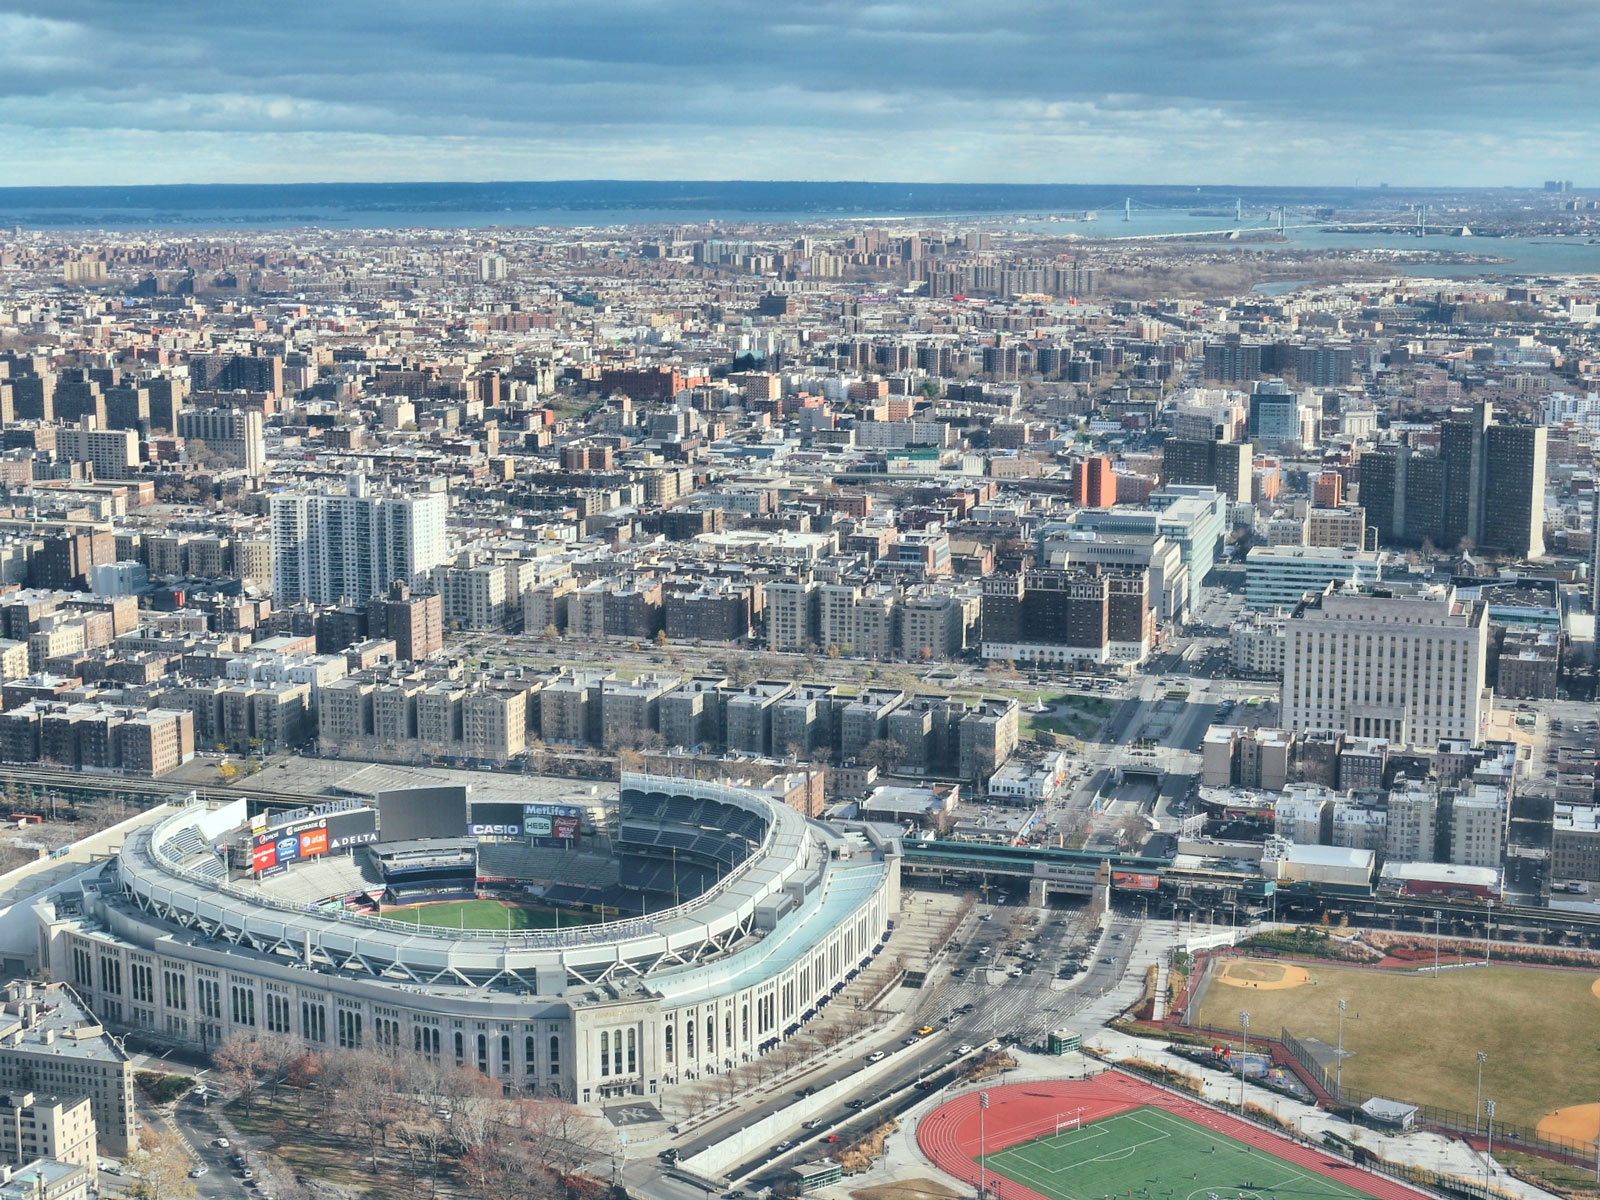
[1124,197,1132,222]
[1235,197,1242,222]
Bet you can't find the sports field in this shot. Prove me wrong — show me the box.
[1193,958,1600,1131]
[982,1106,1384,1200]
[383,898,596,931]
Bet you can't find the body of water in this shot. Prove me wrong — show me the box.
[1,181,1597,276]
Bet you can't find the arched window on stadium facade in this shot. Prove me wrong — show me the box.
[549,1034,560,1076]
[600,1031,610,1076]
[686,1020,695,1057]
[477,1033,489,1075]
[501,1035,512,1076]
[526,1035,537,1075]
[627,1028,636,1075]
[705,1016,714,1056]
[725,1012,732,1048]
[612,1032,623,1077]
[741,1003,749,1040]
[454,1031,464,1065]
[664,1024,674,1063]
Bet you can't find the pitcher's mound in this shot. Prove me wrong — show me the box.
[1537,1102,1600,1149]
[1591,977,1600,1002]
[1216,961,1313,990]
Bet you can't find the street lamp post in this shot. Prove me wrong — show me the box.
[1433,910,1442,977]
[1335,999,1346,1099]
[1239,1010,1251,1110]
[1474,1052,1488,1135]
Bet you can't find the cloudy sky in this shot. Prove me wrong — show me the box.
[1,0,1594,187]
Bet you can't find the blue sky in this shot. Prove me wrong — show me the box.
[1,0,1595,186]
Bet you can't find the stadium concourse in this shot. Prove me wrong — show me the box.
[32,772,900,1108]
[917,1076,1436,1200]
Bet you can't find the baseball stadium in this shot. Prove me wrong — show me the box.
[33,772,900,1106]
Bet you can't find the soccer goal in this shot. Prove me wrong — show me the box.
[1055,1110,1083,1136]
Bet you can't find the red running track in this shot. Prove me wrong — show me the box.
[915,1073,1434,1200]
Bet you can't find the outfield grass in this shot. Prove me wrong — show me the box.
[1195,960,1600,1128]
[382,898,597,931]
[982,1106,1381,1200]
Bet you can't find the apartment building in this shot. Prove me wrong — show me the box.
[0,983,134,1156]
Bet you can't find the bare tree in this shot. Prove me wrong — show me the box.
[125,1127,198,1200]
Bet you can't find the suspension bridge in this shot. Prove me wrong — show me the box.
[1101,196,1471,241]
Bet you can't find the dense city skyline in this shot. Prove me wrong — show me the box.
[2,0,1596,187]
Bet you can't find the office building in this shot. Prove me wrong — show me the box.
[271,475,450,606]
[1282,581,1489,747]
[1243,544,1383,609]
[1051,486,1226,612]
[1247,380,1315,451]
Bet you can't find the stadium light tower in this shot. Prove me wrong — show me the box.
[1484,1098,1497,1180]
[1335,999,1347,1097]
[1474,1052,1488,1134]
[979,1090,989,1200]
[1239,1010,1251,1109]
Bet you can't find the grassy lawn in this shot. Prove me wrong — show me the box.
[1019,694,1116,741]
[382,898,598,931]
[226,1097,383,1193]
[1195,960,1600,1128]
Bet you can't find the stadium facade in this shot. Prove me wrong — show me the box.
[34,774,900,1106]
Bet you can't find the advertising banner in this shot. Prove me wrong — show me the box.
[274,835,301,865]
[522,803,582,820]
[552,815,580,840]
[1111,871,1161,891]
[252,843,277,872]
[468,823,522,838]
[526,816,553,837]
[329,829,379,851]
[299,828,328,857]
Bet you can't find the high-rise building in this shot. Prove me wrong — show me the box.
[1296,345,1355,386]
[1359,403,1546,557]
[1282,581,1489,748]
[1480,422,1546,557]
[1247,379,1314,450]
[271,475,449,606]
[1203,341,1262,383]
[176,407,266,477]
[1591,490,1600,616]
[1071,455,1117,507]
[980,566,1151,665]
[1160,438,1251,504]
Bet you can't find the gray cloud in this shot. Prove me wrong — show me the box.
[0,0,1596,184]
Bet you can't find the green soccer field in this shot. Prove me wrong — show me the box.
[382,898,597,930]
[981,1107,1380,1200]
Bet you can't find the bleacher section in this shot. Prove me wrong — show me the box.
[616,786,771,907]
[476,844,619,890]
[158,825,207,864]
